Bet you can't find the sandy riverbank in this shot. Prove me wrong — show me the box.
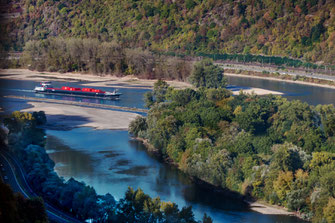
[225,72,335,90]
[248,201,298,216]
[230,87,282,95]
[0,69,192,89]
[0,69,283,95]
[21,101,139,130]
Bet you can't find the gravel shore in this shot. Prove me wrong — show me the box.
[21,102,139,130]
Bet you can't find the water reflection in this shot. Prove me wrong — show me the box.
[45,128,307,223]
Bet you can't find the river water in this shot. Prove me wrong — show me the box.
[2,76,333,222]
[226,75,335,106]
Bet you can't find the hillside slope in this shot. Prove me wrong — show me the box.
[3,0,335,64]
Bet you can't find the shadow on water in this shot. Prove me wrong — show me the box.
[43,114,91,130]
[0,98,33,114]
[45,135,96,177]
[130,139,249,210]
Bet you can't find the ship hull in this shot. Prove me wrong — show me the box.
[35,89,121,99]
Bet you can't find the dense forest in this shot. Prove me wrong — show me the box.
[129,66,335,222]
[2,0,335,65]
[1,111,213,223]
[0,181,48,223]
[20,38,192,79]
[20,37,331,79]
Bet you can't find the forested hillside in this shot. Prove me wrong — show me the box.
[3,0,335,64]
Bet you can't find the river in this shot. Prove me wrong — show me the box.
[2,76,333,222]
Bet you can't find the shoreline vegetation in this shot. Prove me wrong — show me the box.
[0,69,308,218]
[1,63,334,221]
[2,0,335,222]
[0,69,283,95]
[1,111,213,223]
[1,66,335,93]
[129,77,335,222]
[2,35,334,92]
[0,66,331,98]
[135,136,301,218]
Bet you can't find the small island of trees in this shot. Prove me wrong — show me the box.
[130,76,335,222]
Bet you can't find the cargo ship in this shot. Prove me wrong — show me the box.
[34,82,121,99]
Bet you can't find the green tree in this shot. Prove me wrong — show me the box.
[202,213,213,223]
[153,79,170,103]
[270,143,304,172]
[286,188,308,211]
[0,182,48,223]
[129,116,147,137]
[189,59,226,89]
[144,92,155,108]
[273,171,294,203]
[324,198,335,223]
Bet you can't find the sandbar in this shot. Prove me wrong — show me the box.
[21,101,139,130]
[0,69,282,95]
[0,69,192,89]
[248,201,298,217]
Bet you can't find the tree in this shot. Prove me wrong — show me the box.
[316,105,335,137]
[144,92,155,108]
[0,124,8,148]
[286,188,308,212]
[153,79,170,103]
[189,59,226,89]
[0,182,48,223]
[185,0,196,10]
[202,213,213,223]
[170,88,199,106]
[129,116,148,137]
[125,48,154,76]
[32,111,47,125]
[324,198,335,223]
[309,152,335,169]
[320,170,335,197]
[273,171,294,203]
[270,143,304,172]
[144,80,171,108]
[161,202,179,222]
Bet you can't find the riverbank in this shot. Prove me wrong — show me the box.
[225,72,335,90]
[21,101,139,130]
[248,201,299,217]
[134,137,303,220]
[0,69,192,89]
[0,69,283,95]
